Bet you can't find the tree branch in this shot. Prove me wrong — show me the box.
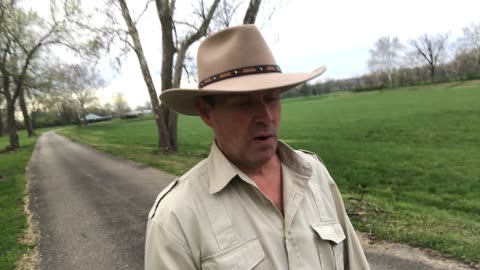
[134,0,154,24]
[243,0,262,24]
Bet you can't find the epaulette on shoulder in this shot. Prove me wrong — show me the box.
[149,177,180,219]
[299,149,324,165]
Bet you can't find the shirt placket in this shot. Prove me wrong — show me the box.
[282,163,311,270]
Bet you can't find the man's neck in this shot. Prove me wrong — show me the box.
[241,154,284,214]
[238,154,281,178]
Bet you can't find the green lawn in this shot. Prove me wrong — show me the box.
[58,81,480,264]
[0,129,51,270]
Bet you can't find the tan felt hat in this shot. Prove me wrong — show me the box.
[159,24,326,116]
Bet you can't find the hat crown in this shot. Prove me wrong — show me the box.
[197,25,277,83]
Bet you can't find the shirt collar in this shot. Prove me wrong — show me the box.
[207,140,312,194]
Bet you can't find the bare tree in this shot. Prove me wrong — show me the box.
[156,0,221,152]
[62,64,104,126]
[112,92,131,115]
[144,100,152,110]
[410,33,449,82]
[100,0,266,153]
[115,0,221,152]
[368,36,404,87]
[462,22,480,69]
[214,0,242,27]
[0,0,102,150]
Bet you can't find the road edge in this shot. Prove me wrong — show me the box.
[359,232,479,270]
[15,135,42,270]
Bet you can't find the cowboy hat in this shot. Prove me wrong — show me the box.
[159,24,326,116]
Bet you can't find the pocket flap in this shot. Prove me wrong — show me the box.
[201,238,265,270]
[312,222,346,244]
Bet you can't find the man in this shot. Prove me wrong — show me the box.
[145,24,370,269]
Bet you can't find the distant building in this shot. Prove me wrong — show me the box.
[84,113,112,123]
[121,111,142,119]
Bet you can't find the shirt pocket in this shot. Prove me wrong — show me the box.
[200,237,265,270]
[312,221,346,270]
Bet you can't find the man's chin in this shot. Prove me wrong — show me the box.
[253,146,277,163]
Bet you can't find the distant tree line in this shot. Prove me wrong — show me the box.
[2,88,142,131]
[284,22,480,98]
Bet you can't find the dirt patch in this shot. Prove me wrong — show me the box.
[359,232,479,270]
[15,166,41,270]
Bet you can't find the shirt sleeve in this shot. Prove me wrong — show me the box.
[145,219,198,270]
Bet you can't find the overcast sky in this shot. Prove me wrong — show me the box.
[28,0,480,108]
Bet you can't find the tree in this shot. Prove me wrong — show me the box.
[31,62,83,126]
[462,22,480,71]
[64,64,104,126]
[213,0,242,28]
[0,1,46,149]
[0,98,4,137]
[410,33,449,82]
[135,101,152,112]
[143,100,152,110]
[0,0,102,150]
[114,0,219,153]
[111,0,265,153]
[89,0,267,152]
[112,92,131,115]
[155,0,222,152]
[368,36,404,87]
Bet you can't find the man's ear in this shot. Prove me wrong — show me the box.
[195,97,215,128]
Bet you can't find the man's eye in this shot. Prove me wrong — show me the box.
[265,96,279,103]
[232,100,249,106]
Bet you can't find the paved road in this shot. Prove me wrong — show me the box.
[28,132,473,270]
[29,132,175,269]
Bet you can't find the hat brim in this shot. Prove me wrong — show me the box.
[160,66,326,116]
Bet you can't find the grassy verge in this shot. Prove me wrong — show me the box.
[58,81,480,264]
[0,129,53,270]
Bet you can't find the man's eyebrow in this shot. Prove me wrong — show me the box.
[225,95,249,101]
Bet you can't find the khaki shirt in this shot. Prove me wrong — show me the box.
[145,141,370,270]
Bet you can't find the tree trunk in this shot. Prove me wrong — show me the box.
[119,0,172,152]
[31,110,38,129]
[81,106,88,126]
[160,0,220,152]
[1,59,19,150]
[6,98,19,150]
[19,87,35,136]
[168,109,177,150]
[0,108,3,137]
[387,72,392,87]
[156,0,176,152]
[243,0,262,24]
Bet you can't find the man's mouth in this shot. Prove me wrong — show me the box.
[253,134,274,141]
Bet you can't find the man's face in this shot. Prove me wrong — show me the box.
[196,89,281,170]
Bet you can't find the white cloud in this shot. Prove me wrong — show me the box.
[268,0,480,78]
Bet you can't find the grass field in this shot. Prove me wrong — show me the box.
[58,81,480,264]
[0,129,50,270]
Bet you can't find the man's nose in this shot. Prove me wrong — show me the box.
[254,101,273,121]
